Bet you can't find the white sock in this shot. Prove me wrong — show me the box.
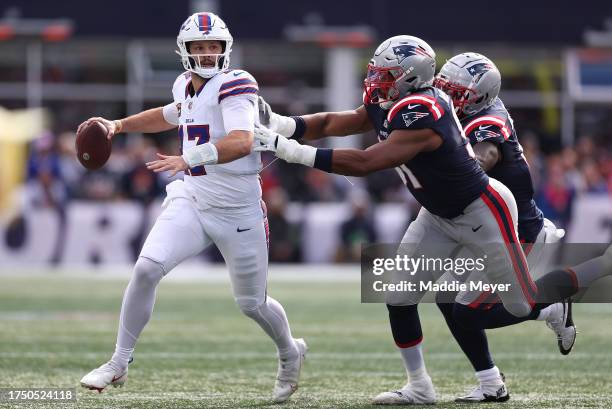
[113,257,165,369]
[398,343,429,382]
[476,366,502,385]
[243,296,298,360]
[111,346,133,370]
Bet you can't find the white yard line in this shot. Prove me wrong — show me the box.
[0,263,361,282]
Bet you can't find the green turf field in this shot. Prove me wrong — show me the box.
[1,274,611,408]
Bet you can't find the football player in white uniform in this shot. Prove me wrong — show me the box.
[78,12,306,403]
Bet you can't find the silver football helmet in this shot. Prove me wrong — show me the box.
[176,12,233,78]
[434,52,501,117]
[364,35,436,109]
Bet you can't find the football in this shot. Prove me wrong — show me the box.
[76,121,112,170]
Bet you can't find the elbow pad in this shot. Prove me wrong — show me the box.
[182,143,219,167]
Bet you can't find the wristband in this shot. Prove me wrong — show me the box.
[313,148,334,173]
[290,116,306,140]
[182,142,219,167]
[114,119,123,133]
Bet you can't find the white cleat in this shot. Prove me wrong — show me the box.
[372,376,436,405]
[80,361,127,393]
[455,373,509,403]
[545,299,577,355]
[272,338,307,403]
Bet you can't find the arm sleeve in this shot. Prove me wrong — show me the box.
[162,102,179,126]
[221,96,256,134]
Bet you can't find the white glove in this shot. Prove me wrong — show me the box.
[257,96,296,137]
[254,125,316,167]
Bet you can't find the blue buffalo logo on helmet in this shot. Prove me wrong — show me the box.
[392,44,432,63]
[467,62,494,83]
[196,13,213,34]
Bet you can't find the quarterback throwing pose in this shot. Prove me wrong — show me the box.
[79,13,306,403]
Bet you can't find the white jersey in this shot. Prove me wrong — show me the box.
[167,69,262,208]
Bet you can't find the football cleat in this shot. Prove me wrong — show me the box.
[80,361,127,393]
[272,338,308,403]
[372,376,436,405]
[545,299,577,355]
[455,381,509,403]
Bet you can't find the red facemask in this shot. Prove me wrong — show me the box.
[433,77,479,117]
[363,64,403,105]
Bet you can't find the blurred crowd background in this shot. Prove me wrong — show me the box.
[1,0,611,265]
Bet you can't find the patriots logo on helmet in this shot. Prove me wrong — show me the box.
[402,111,429,127]
[467,63,493,83]
[393,45,431,63]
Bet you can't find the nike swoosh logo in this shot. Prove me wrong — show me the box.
[479,125,492,130]
[111,373,125,383]
[472,225,483,232]
[407,104,420,109]
[237,227,252,233]
[233,71,244,77]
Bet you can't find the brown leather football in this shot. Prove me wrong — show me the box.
[75,121,112,170]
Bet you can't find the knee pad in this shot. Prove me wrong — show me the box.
[133,257,165,287]
[236,295,265,318]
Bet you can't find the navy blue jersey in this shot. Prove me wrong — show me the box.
[462,98,543,242]
[364,87,489,219]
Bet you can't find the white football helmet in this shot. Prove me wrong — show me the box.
[176,12,233,78]
[364,35,436,109]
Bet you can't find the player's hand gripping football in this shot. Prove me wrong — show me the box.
[77,117,122,140]
[146,153,188,177]
[254,125,316,166]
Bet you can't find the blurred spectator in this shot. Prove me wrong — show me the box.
[580,159,608,194]
[24,131,68,264]
[520,131,544,191]
[264,187,301,262]
[119,137,164,204]
[57,131,85,199]
[302,167,344,202]
[335,189,377,263]
[536,156,576,231]
[25,131,66,208]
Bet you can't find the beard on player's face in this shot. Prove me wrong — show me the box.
[187,40,223,68]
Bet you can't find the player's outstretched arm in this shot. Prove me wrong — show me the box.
[258,96,372,141]
[255,126,441,176]
[300,106,373,141]
[78,105,178,140]
[322,128,442,176]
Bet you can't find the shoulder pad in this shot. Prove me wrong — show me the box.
[172,71,192,99]
[218,70,259,103]
[387,93,445,123]
[463,115,510,141]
